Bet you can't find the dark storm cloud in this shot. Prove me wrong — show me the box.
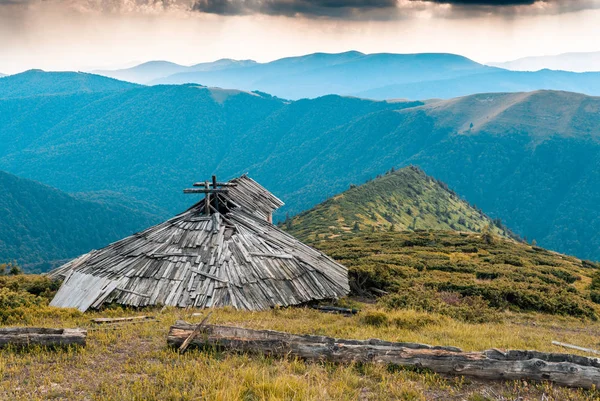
[422,0,537,4]
[190,0,600,17]
[0,0,597,18]
[191,0,399,17]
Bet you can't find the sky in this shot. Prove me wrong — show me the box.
[1,0,600,74]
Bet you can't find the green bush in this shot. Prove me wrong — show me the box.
[315,231,600,320]
[361,311,390,327]
[0,273,65,324]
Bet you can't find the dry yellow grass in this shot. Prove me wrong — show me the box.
[2,304,600,400]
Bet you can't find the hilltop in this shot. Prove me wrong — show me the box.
[285,166,513,241]
[93,59,257,84]
[0,170,160,270]
[0,70,138,99]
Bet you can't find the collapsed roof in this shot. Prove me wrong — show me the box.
[49,175,349,312]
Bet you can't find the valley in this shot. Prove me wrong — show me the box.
[1,72,599,260]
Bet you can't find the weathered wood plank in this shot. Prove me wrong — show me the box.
[179,313,212,354]
[0,327,86,348]
[168,323,600,389]
[91,316,154,324]
[552,341,600,356]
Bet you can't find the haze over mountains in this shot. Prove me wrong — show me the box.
[92,59,257,85]
[88,51,600,100]
[490,51,600,73]
[1,71,600,261]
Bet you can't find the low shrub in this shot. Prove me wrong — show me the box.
[361,311,390,327]
[314,231,600,320]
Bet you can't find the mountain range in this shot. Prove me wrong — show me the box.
[489,51,600,73]
[92,59,257,85]
[285,166,514,241]
[90,51,600,100]
[0,170,159,271]
[1,72,600,261]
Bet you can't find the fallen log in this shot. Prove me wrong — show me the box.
[312,306,359,315]
[92,316,154,324]
[0,327,87,348]
[369,287,389,296]
[552,341,600,356]
[168,323,600,389]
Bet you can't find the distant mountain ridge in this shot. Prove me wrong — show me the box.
[357,69,600,100]
[489,51,600,73]
[0,170,161,271]
[147,51,497,99]
[285,166,514,241]
[93,59,258,84]
[89,51,600,100]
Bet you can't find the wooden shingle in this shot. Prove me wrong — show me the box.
[49,175,349,312]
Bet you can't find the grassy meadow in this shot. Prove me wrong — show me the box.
[3,304,600,401]
[2,275,600,399]
[3,229,600,400]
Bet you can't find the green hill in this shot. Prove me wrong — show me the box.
[311,230,600,320]
[285,166,513,241]
[0,70,138,99]
[0,171,160,271]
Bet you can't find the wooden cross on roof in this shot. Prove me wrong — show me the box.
[183,175,236,215]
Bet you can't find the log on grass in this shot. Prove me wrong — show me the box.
[168,323,600,389]
[92,315,154,324]
[313,306,359,315]
[0,327,87,348]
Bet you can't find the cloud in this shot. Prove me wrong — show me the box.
[0,0,598,19]
[191,0,399,18]
[0,0,194,14]
[422,0,537,4]
[188,0,600,18]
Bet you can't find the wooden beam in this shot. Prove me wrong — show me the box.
[552,341,600,356]
[191,268,228,283]
[183,189,230,194]
[179,313,212,354]
[0,327,86,348]
[193,182,237,187]
[168,323,600,389]
[116,288,151,298]
[249,252,294,259]
[92,316,154,324]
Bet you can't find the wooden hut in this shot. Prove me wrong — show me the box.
[48,175,349,312]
